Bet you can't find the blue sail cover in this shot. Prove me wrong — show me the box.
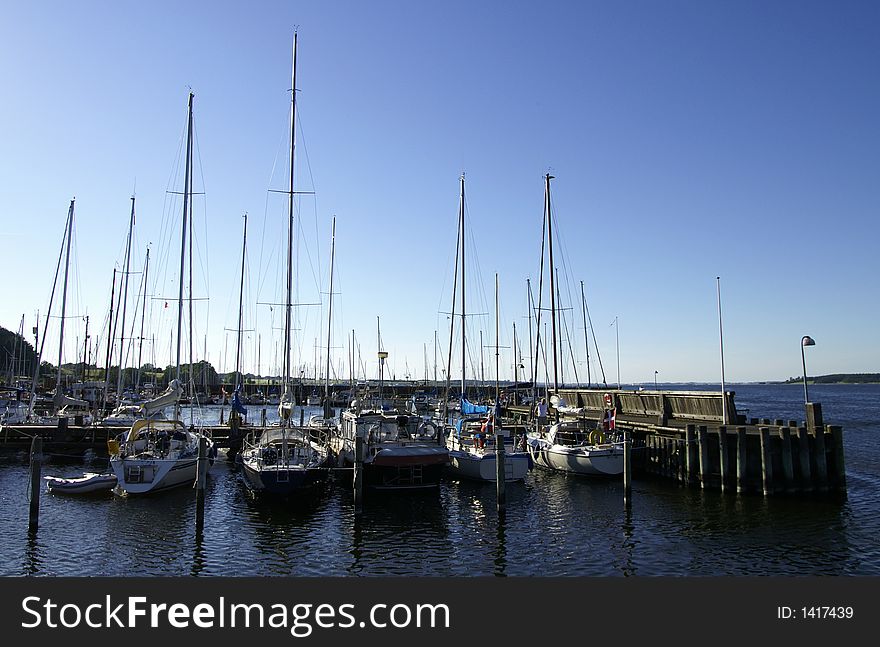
[231,386,247,415]
[460,397,489,415]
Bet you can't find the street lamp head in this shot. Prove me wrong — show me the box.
[802,336,816,347]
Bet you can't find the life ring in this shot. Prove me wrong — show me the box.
[417,420,437,439]
[589,430,606,445]
[603,393,613,407]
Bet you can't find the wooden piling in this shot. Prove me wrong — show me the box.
[759,427,773,496]
[28,436,42,533]
[685,424,696,485]
[261,408,266,426]
[495,426,506,514]
[697,425,709,489]
[780,427,795,493]
[195,436,207,532]
[623,430,632,507]
[718,425,729,492]
[353,431,364,516]
[813,425,828,492]
[797,427,813,492]
[829,425,846,491]
[736,427,747,494]
[300,409,305,427]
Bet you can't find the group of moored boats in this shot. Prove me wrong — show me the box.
[42,390,625,499]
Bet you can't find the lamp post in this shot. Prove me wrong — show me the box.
[654,370,658,390]
[801,335,815,405]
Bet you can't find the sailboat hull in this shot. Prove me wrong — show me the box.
[527,437,624,476]
[447,449,530,482]
[240,463,327,494]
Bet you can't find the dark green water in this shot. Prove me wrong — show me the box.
[2,384,877,575]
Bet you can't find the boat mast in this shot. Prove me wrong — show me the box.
[55,199,75,401]
[114,196,136,405]
[101,269,117,413]
[234,214,248,391]
[135,247,150,393]
[527,278,536,416]
[175,92,194,421]
[580,280,591,387]
[459,174,466,401]
[323,216,336,418]
[443,175,463,421]
[281,32,299,420]
[545,174,559,397]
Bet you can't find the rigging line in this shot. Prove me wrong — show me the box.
[295,103,324,300]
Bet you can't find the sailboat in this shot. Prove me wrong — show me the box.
[442,175,529,482]
[22,199,93,427]
[109,92,215,495]
[525,174,624,477]
[239,33,330,495]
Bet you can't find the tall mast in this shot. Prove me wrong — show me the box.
[115,195,136,404]
[324,216,336,417]
[102,269,117,412]
[580,280,591,387]
[545,174,559,395]
[55,199,75,396]
[527,278,536,414]
[135,247,150,393]
[459,174,466,399]
[282,32,298,397]
[235,214,248,390]
[443,175,463,420]
[176,92,194,410]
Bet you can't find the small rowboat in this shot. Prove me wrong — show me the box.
[44,472,117,495]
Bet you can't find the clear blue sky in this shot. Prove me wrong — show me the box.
[1,0,877,384]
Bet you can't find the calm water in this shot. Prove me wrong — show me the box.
[2,384,878,576]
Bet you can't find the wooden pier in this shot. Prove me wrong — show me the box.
[508,388,846,496]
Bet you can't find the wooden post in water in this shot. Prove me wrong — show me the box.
[623,429,632,508]
[717,425,729,492]
[353,430,364,516]
[780,427,795,493]
[697,425,709,489]
[736,427,747,494]
[195,436,207,532]
[300,408,305,427]
[261,408,266,427]
[28,436,42,533]
[759,427,773,496]
[797,427,813,492]
[685,424,696,485]
[495,425,506,514]
[829,425,846,491]
[813,425,828,492]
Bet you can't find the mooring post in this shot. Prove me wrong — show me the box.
[219,408,225,425]
[28,436,42,533]
[495,425,506,514]
[353,430,364,516]
[718,425,729,492]
[300,408,305,427]
[813,425,828,492]
[195,436,208,532]
[261,408,266,427]
[623,429,632,507]
[697,425,709,489]
[797,427,813,492]
[685,424,696,485]
[780,426,795,493]
[736,427,747,494]
[829,425,846,491]
[759,426,773,496]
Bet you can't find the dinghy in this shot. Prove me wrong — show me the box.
[44,472,117,495]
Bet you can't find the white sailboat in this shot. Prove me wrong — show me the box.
[442,175,529,482]
[109,92,215,495]
[525,174,624,477]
